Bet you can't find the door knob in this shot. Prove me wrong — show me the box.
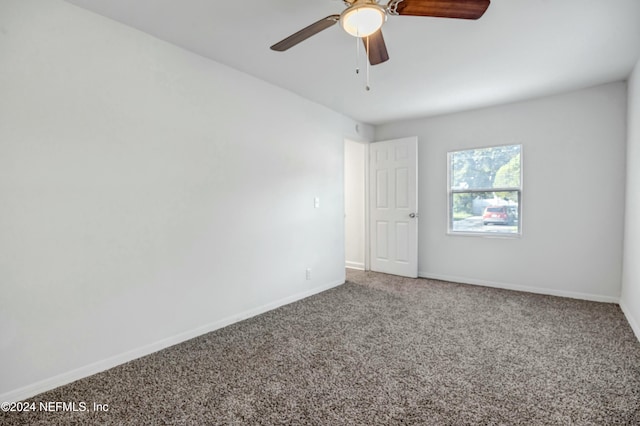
[409,213,418,218]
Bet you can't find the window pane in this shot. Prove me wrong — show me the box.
[451,191,520,234]
[451,145,521,190]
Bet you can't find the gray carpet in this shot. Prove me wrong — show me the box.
[3,271,640,425]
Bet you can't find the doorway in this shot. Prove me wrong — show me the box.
[344,139,367,271]
[344,136,418,278]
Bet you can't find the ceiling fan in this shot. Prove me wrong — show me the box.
[270,0,491,65]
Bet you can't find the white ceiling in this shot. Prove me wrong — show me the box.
[64,0,640,125]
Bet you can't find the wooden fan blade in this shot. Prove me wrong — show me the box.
[270,15,340,51]
[388,0,490,20]
[363,30,389,65]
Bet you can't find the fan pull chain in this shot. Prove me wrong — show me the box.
[355,35,360,74]
[366,36,371,91]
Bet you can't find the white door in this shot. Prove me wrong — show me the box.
[369,137,418,278]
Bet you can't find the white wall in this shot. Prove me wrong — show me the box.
[376,83,627,302]
[344,139,366,270]
[621,61,640,339]
[0,0,373,401]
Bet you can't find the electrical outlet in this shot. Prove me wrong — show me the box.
[306,268,311,280]
[314,197,320,208]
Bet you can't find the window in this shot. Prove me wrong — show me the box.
[448,144,522,235]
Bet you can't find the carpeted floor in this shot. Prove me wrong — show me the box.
[3,270,640,425]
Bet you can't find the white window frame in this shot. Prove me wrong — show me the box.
[447,144,523,237]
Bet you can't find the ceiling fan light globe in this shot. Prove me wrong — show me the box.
[340,4,386,38]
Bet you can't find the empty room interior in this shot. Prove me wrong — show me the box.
[2,0,640,424]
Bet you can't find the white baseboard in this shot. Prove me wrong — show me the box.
[418,272,620,304]
[619,300,640,343]
[0,279,344,403]
[345,261,365,270]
